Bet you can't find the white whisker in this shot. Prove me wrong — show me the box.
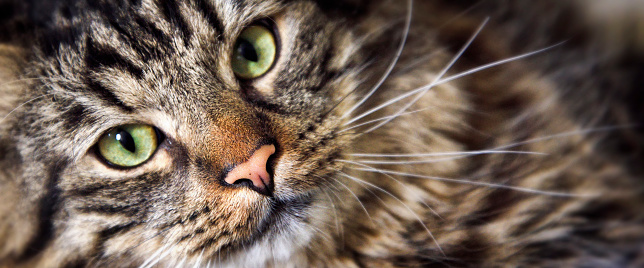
[342,0,413,118]
[393,48,446,76]
[493,125,632,151]
[321,188,343,237]
[434,41,566,86]
[336,161,442,219]
[344,17,489,127]
[192,249,205,268]
[139,244,170,268]
[340,107,434,133]
[0,93,55,127]
[177,256,188,268]
[361,17,490,134]
[350,150,547,158]
[0,76,81,88]
[347,166,593,198]
[327,175,376,226]
[348,153,544,165]
[338,171,445,255]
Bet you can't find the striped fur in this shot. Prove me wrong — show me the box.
[1,0,643,267]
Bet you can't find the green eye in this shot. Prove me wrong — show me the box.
[97,124,159,168]
[232,25,277,79]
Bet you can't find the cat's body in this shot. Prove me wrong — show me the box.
[1,0,643,267]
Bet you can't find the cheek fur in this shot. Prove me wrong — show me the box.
[1,0,644,267]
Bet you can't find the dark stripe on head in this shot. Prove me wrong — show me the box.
[18,159,68,262]
[157,0,192,45]
[105,19,162,61]
[83,78,135,112]
[195,0,225,40]
[76,204,140,217]
[85,37,144,79]
[40,25,82,57]
[61,103,89,132]
[132,14,174,52]
[86,1,164,59]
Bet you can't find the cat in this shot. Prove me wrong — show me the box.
[1,0,643,267]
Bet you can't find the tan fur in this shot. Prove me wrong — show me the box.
[1,0,643,267]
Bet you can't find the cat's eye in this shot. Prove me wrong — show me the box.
[231,25,277,79]
[97,124,159,168]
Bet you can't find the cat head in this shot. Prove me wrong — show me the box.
[3,0,392,265]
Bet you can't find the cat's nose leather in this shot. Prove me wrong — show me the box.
[223,144,275,196]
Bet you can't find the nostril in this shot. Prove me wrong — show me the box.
[222,144,276,196]
[232,178,253,187]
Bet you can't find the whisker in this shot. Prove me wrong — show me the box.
[0,76,82,88]
[0,93,55,126]
[344,17,489,127]
[346,166,594,198]
[321,188,343,237]
[338,171,445,255]
[492,125,634,151]
[341,0,413,118]
[150,246,174,268]
[176,256,188,268]
[436,0,486,29]
[334,162,442,219]
[347,152,546,165]
[192,248,205,268]
[344,32,565,135]
[348,125,631,163]
[345,17,408,58]
[360,17,490,134]
[217,247,222,267]
[434,41,566,87]
[392,48,446,76]
[350,150,547,158]
[339,107,434,133]
[319,174,376,226]
[139,243,170,268]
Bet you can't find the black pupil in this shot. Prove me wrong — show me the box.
[116,129,136,153]
[237,39,258,62]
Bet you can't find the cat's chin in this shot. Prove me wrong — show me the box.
[182,195,316,267]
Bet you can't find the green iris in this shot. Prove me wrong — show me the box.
[97,124,158,168]
[232,25,277,79]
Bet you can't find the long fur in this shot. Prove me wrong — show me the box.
[1,0,643,267]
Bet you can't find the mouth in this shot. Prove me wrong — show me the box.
[210,194,314,259]
[258,194,314,235]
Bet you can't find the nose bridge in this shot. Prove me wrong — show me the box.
[208,111,265,166]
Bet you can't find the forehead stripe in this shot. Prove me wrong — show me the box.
[85,36,144,79]
[157,0,193,45]
[84,77,135,112]
[195,0,225,39]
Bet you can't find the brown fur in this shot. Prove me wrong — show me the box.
[1,0,643,267]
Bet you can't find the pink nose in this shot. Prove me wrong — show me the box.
[224,144,276,196]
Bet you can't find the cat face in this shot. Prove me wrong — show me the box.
[16,0,367,265]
